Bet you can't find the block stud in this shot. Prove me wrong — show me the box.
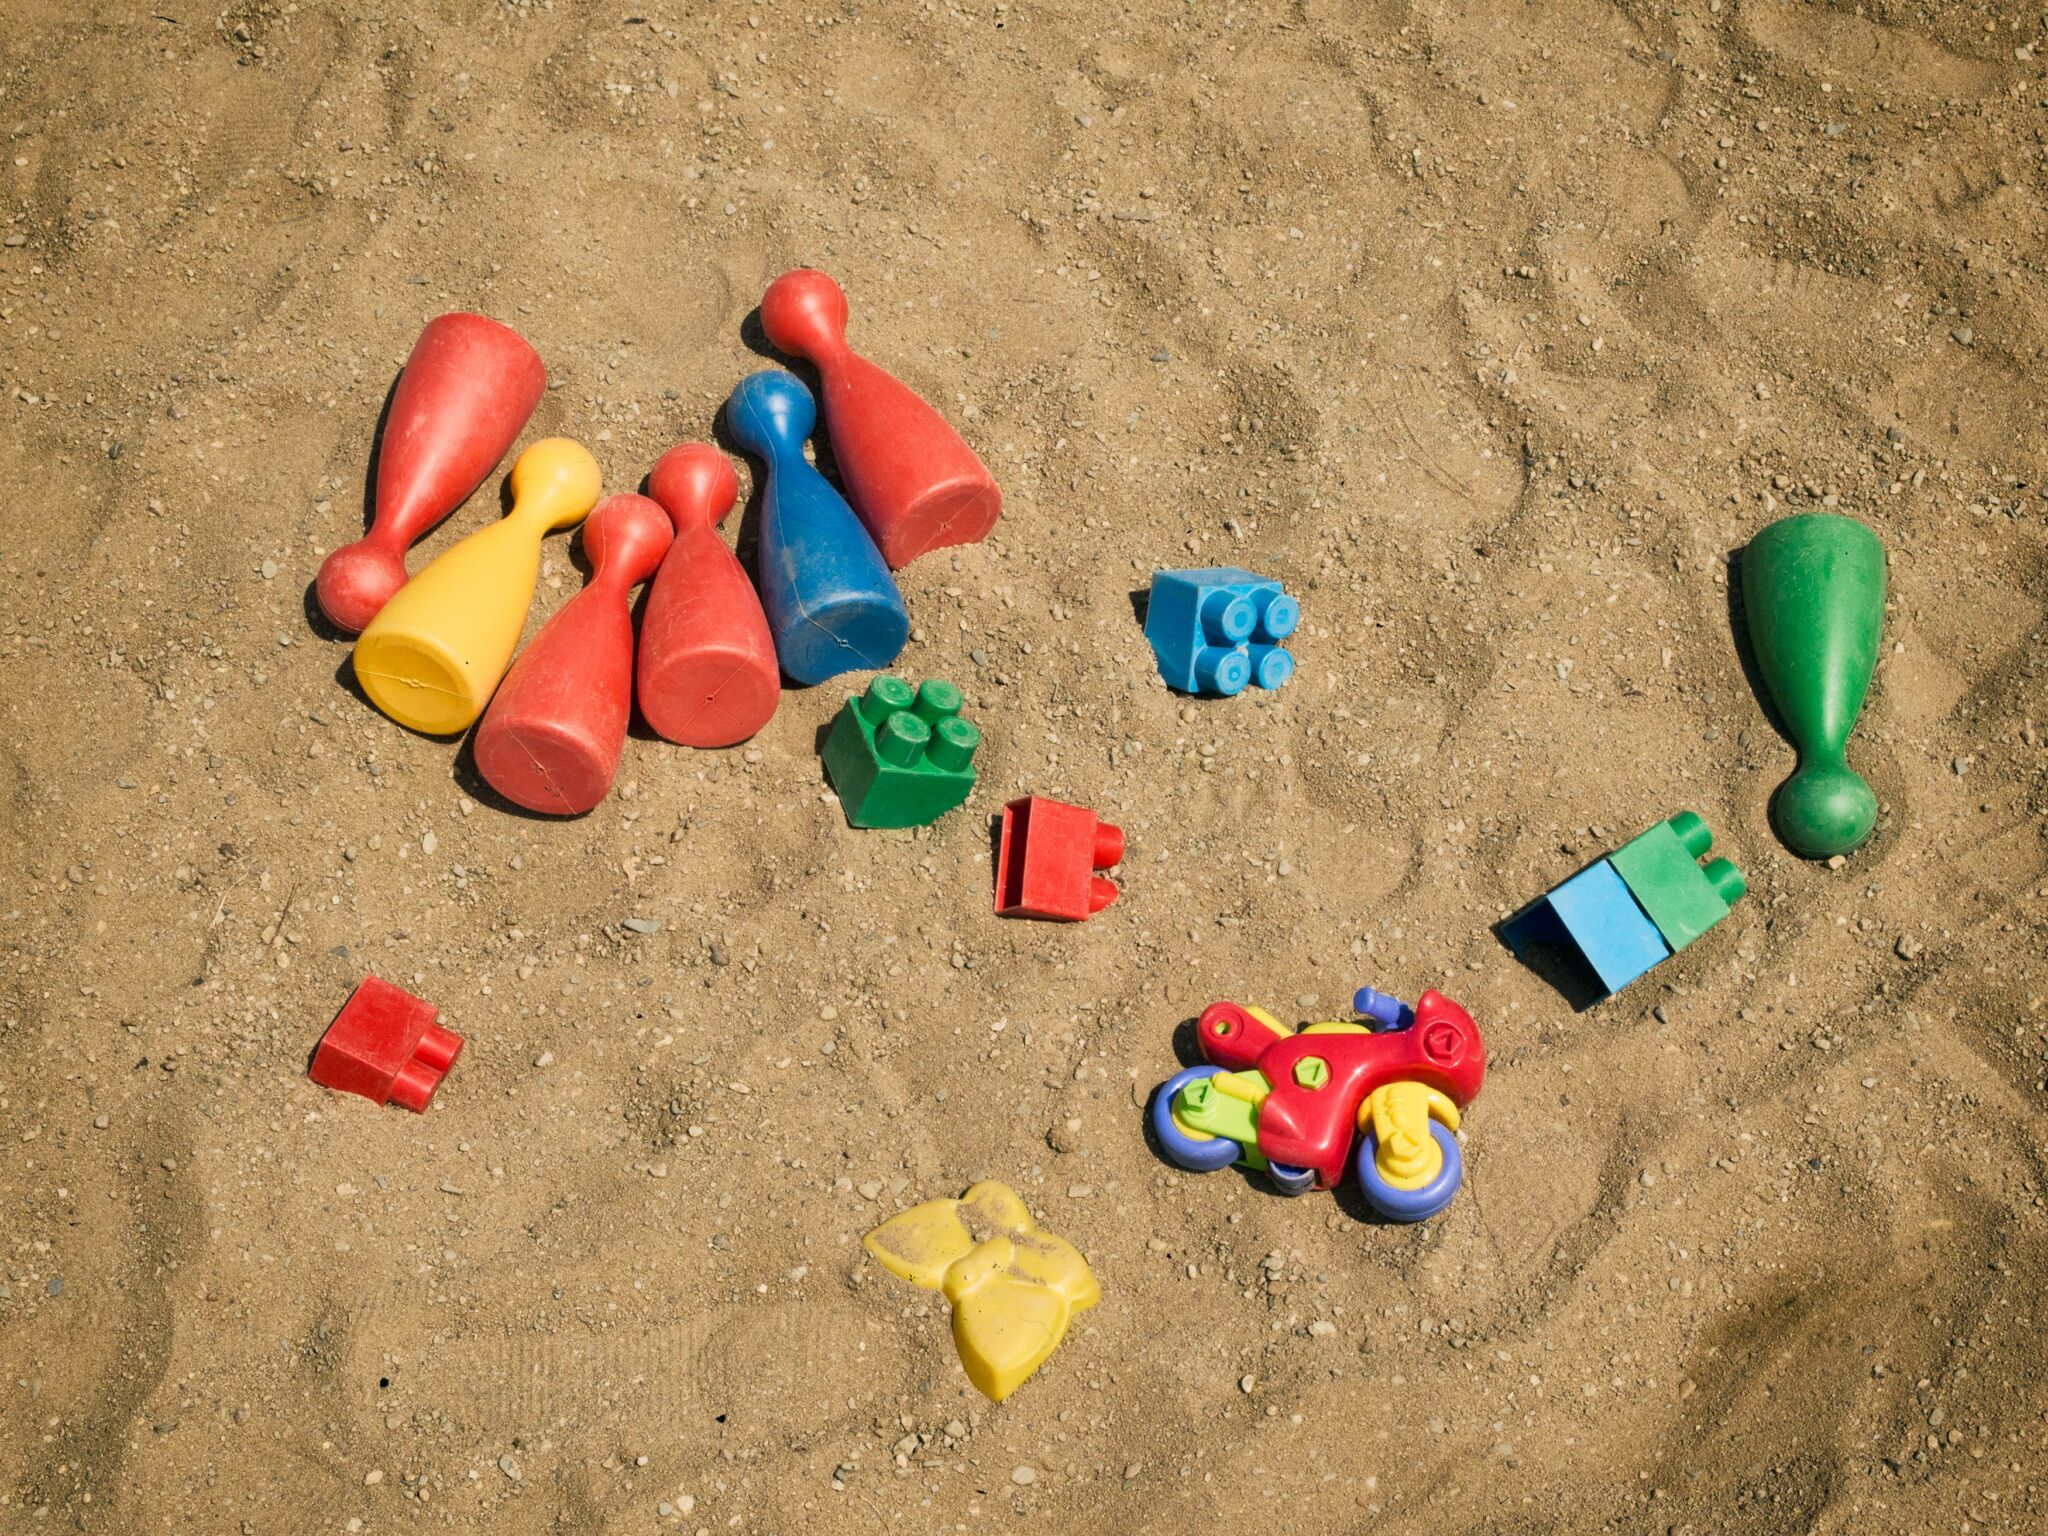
[1194,646,1251,696]
[1704,857,1746,905]
[928,714,980,773]
[1248,644,1294,690]
[1670,809,1712,858]
[876,709,930,767]
[914,678,963,724]
[1093,822,1126,868]
[859,674,916,725]
[1199,588,1257,645]
[1254,589,1300,641]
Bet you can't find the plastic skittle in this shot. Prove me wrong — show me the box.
[353,438,600,735]
[864,1181,1098,1403]
[1501,812,1745,1001]
[821,676,980,828]
[472,494,671,815]
[760,268,1001,569]
[316,313,546,633]
[1741,512,1887,858]
[725,371,910,686]
[1151,987,1485,1219]
[636,443,781,748]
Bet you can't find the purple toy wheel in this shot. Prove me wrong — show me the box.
[1354,1119,1464,1222]
[1150,1065,1240,1173]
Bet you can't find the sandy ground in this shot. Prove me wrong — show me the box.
[4,1,2048,1531]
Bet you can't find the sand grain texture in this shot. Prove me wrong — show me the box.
[2,1,2045,1531]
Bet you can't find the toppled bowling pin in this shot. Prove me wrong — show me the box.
[724,370,908,686]
[473,494,671,815]
[316,313,546,633]
[1741,512,1887,858]
[635,443,781,747]
[353,438,600,735]
[761,268,1001,569]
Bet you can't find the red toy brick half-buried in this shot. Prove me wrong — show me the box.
[310,976,463,1112]
[994,796,1123,921]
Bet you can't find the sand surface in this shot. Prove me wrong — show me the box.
[4,2,2047,1531]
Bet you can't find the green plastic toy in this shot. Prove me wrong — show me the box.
[821,675,980,829]
[1740,512,1886,859]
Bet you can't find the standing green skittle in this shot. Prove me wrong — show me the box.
[1739,512,1887,859]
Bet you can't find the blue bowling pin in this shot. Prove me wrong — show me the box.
[726,370,910,685]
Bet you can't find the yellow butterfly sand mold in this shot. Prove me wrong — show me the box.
[862,1180,1098,1403]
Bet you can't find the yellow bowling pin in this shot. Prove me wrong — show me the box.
[353,438,600,735]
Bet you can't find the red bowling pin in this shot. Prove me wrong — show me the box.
[635,444,781,747]
[759,268,1001,569]
[472,495,671,815]
[316,314,547,633]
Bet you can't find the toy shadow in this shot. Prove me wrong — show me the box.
[1492,904,1609,1014]
[302,370,408,644]
[1723,542,1798,758]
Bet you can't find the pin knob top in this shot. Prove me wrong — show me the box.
[647,443,740,531]
[580,494,673,591]
[760,268,850,362]
[725,370,818,459]
[509,438,602,532]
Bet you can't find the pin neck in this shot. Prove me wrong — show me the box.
[806,333,854,369]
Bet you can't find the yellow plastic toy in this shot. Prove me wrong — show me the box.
[353,437,600,735]
[863,1180,1098,1403]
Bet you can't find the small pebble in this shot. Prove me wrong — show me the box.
[1011,1465,1036,1486]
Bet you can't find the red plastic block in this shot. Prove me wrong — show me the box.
[995,797,1123,921]
[310,976,463,1112]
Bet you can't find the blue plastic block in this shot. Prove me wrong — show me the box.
[1502,859,1670,998]
[1143,568,1299,697]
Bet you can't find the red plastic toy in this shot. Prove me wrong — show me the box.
[635,443,782,747]
[310,975,463,1112]
[473,493,672,815]
[316,313,547,633]
[994,796,1123,920]
[759,268,1002,569]
[1192,991,1485,1190]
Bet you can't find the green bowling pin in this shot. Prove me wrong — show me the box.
[1740,512,1886,859]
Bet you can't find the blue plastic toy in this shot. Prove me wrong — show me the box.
[1143,567,1298,696]
[1501,812,1746,1002]
[725,370,909,686]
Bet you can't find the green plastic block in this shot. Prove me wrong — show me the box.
[1606,811,1747,954]
[821,676,980,829]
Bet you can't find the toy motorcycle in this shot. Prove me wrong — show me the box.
[1149,986,1485,1221]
